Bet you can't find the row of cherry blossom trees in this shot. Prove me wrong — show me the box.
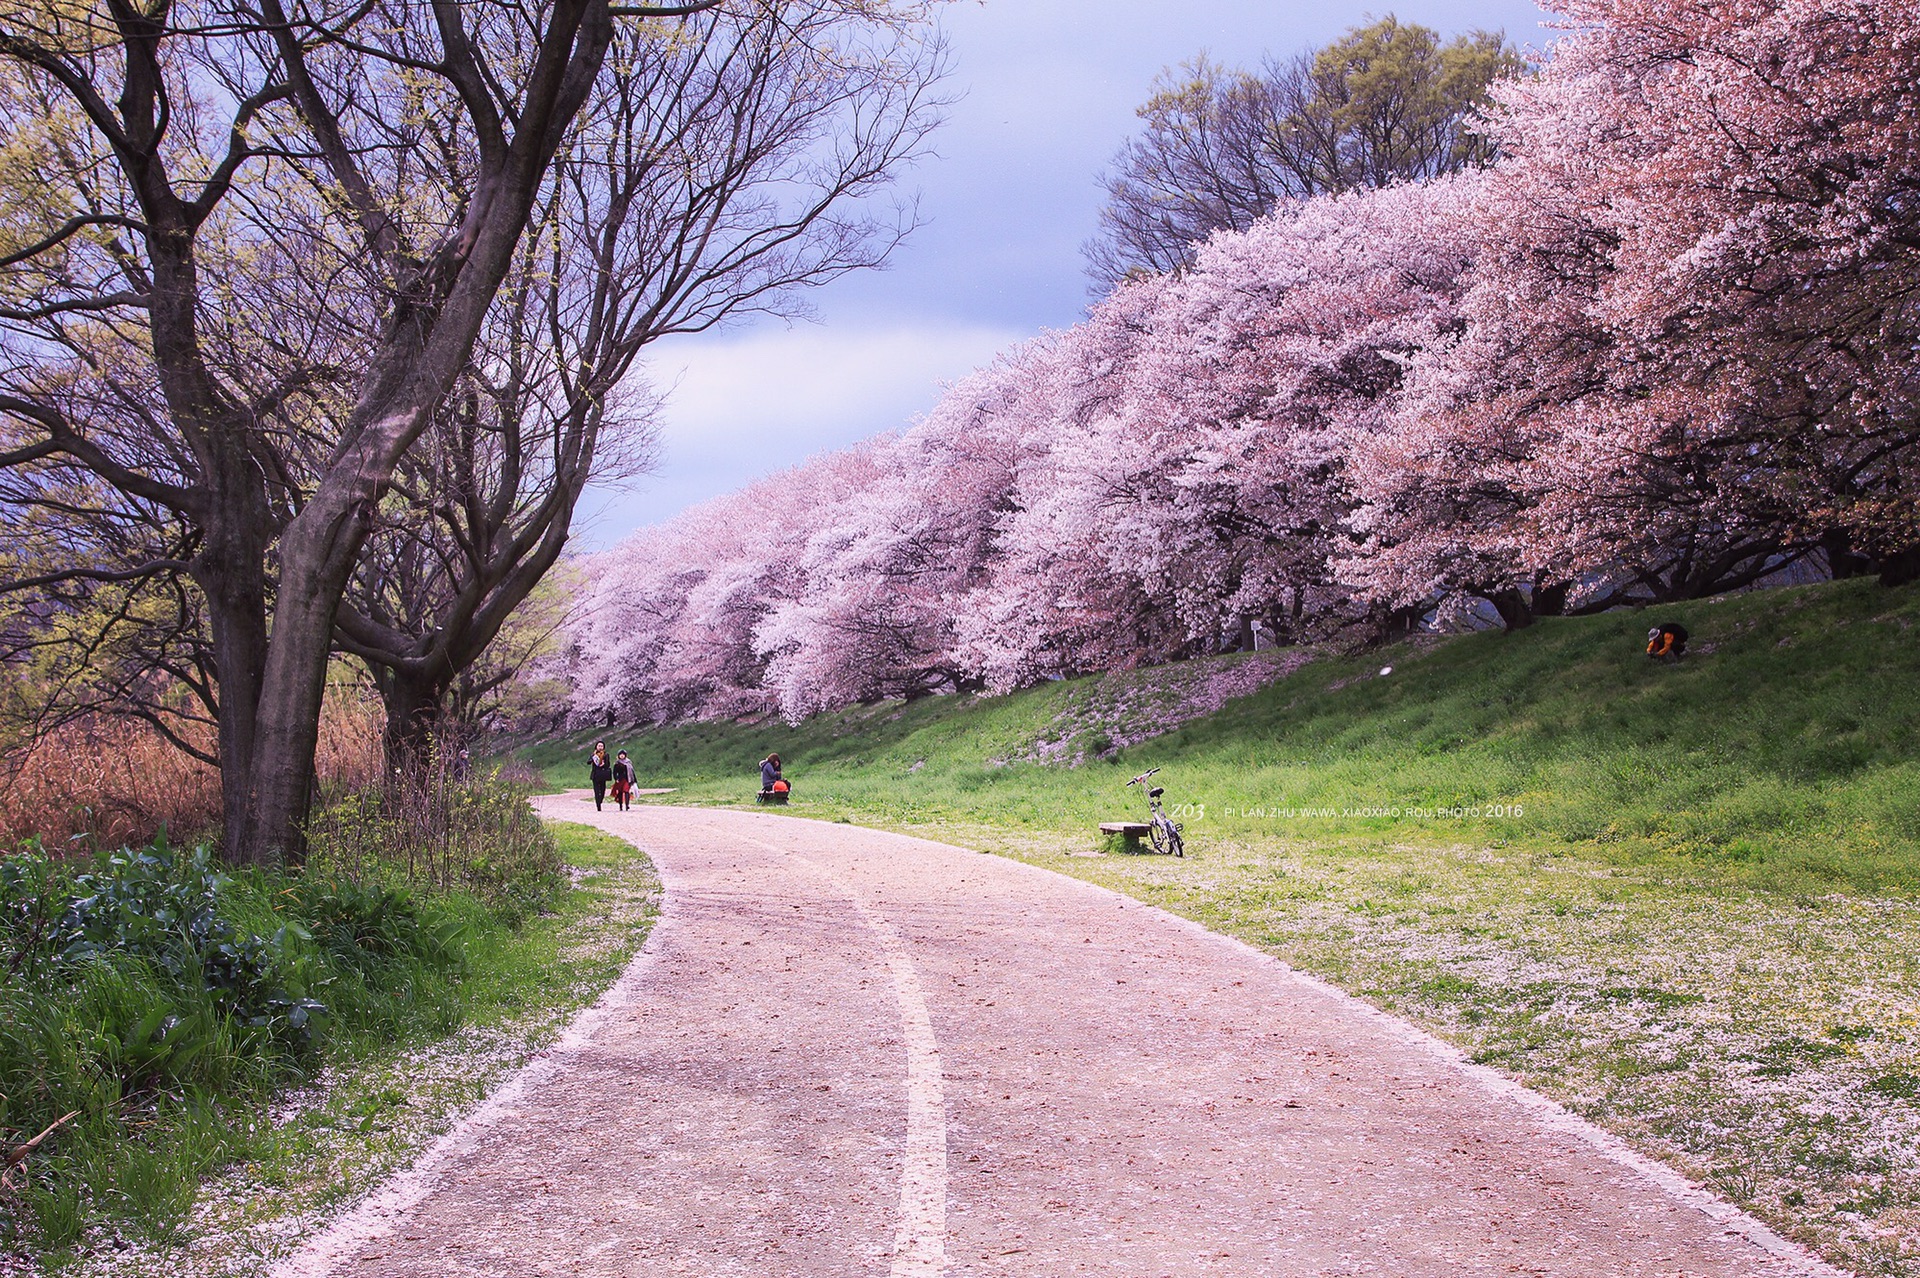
[564,0,1920,725]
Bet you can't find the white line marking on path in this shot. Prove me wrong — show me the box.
[746,835,948,1278]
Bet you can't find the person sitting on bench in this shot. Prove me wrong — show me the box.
[1646,622,1689,661]
[760,752,783,793]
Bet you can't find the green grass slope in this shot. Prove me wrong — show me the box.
[527,576,1920,894]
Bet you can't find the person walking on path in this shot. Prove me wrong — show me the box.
[611,750,637,811]
[589,741,613,811]
[760,752,782,794]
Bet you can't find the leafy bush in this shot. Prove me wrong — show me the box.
[0,751,566,1258]
[43,841,326,1046]
[0,835,480,1254]
[301,878,436,967]
[308,877,402,954]
[0,843,327,1118]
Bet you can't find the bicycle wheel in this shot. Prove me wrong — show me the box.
[1148,817,1170,855]
[1169,823,1184,858]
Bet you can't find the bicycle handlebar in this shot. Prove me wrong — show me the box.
[1126,768,1160,787]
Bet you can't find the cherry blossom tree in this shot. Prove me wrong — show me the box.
[947,306,1191,691]
[1114,176,1480,645]
[1584,0,1920,586]
[965,177,1478,683]
[751,357,1052,717]
[1347,0,1920,623]
[569,178,1481,704]
[558,0,1920,719]
[566,446,884,725]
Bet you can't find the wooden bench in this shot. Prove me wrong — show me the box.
[757,789,790,805]
[1099,821,1151,851]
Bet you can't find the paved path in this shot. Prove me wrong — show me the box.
[278,801,1845,1278]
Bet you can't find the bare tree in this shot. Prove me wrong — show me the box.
[1084,56,1294,283]
[333,5,946,772]
[1086,16,1520,288]
[0,0,781,865]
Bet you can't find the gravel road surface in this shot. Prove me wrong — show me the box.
[275,800,1845,1278]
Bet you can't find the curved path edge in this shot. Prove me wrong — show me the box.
[1075,879,1849,1277]
[271,804,1852,1278]
[905,829,1849,1278]
[269,830,687,1278]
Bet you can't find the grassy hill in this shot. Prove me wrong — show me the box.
[524,577,1920,1273]
[528,576,1920,894]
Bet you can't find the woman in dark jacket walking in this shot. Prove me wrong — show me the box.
[589,741,613,810]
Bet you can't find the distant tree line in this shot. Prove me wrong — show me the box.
[560,0,1920,726]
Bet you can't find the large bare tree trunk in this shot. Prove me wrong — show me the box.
[197,523,272,860]
[228,0,626,865]
[380,671,452,779]
[247,541,360,866]
[238,176,585,862]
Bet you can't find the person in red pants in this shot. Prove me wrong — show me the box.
[612,750,637,810]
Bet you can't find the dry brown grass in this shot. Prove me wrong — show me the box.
[0,716,220,853]
[0,683,389,855]
[314,684,385,798]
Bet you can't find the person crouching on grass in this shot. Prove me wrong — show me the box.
[589,740,612,810]
[1647,622,1689,662]
[612,750,636,811]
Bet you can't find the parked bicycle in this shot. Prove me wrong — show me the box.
[1125,768,1185,857]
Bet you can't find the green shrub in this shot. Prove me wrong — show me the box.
[298,878,448,969]
[0,835,480,1254]
[0,843,320,1129]
[43,842,327,1048]
[0,756,578,1259]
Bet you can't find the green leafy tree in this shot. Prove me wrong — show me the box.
[1087,15,1522,286]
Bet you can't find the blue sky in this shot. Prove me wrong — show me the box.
[576,0,1560,549]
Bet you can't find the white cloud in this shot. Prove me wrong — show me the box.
[576,321,1022,549]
